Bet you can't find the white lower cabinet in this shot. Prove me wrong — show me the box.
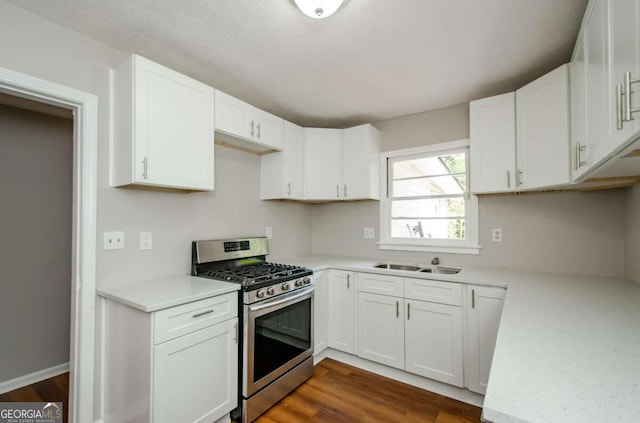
[313,270,329,354]
[466,285,506,394]
[354,273,464,387]
[357,292,405,369]
[104,293,238,423]
[327,270,356,354]
[405,299,463,387]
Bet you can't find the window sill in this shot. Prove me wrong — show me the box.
[377,242,481,255]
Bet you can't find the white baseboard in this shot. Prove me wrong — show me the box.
[0,362,70,395]
[314,349,484,408]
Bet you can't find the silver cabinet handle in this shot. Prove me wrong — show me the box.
[256,123,261,139]
[142,156,148,180]
[472,289,475,309]
[506,170,511,189]
[516,169,523,187]
[625,72,633,122]
[336,184,339,198]
[407,302,411,320]
[574,143,579,171]
[344,184,347,198]
[575,143,586,169]
[396,301,399,318]
[617,83,624,130]
[192,309,214,318]
[346,273,350,289]
[287,182,291,196]
[250,120,255,137]
[234,323,238,344]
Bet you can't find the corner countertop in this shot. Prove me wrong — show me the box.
[281,254,640,423]
[97,274,240,312]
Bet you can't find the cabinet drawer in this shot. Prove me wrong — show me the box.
[357,273,404,297]
[154,292,238,344]
[405,278,462,306]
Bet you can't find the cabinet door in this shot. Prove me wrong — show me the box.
[405,300,463,387]
[153,318,238,423]
[357,292,404,369]
[610,0,640,144]
[327,270,356,354]
[571,30,591,180]
[469,93,516,194]
[466,286,505,395]
[260,121,304,199]
[342,124,380,200]
[585,0,612,166]
[214,90,251,140]
[305,128,343,200]
[134,55,214,190]
[516,64,570,190]
[313,270,329,354]
[252,107,284,150]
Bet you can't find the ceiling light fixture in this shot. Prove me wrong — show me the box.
[293,0,347,19]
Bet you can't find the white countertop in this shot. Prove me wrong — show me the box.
[282,254,640,423]
[97,274,240,312]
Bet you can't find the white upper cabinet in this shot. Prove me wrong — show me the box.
[111,54,214,191]
[261,121,305,200]
[516,64,571,189]
[304,124,380,201]
[342,124,381,200]
[305,128,343,200]
[570,0,640,181]
[571,30,591,179]
[470,93,516,194]
[470,65,570,193]
[214,90,283,152]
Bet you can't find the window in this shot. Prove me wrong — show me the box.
[379,140,480,254]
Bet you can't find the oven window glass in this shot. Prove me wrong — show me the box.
[254,298,311,382]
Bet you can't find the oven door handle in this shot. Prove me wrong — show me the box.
[248,286,314,313]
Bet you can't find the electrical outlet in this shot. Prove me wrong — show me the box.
[103,231,125,250]
[364,227,375,239]
[266,226,273,239]
[492,228,503,242]
[140,232,152,250]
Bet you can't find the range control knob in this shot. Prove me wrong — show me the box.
[282,282,290,291]
[302,277,311,285]
[256,289,265,299]
[295,279,304,287]
[266,287,275,296]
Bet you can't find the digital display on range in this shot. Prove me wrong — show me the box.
[224,240,250,252]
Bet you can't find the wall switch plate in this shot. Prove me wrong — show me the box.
[364,227,375,239]
[140,232,152,250]
[492,228,503,242]
[266,226,273,239]
[103,231,125,250]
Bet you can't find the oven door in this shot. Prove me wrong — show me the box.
[244,286,314,397]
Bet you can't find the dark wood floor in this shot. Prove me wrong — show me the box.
[256,358,482,423]
[0,360,482,423]
[0,372,69,423]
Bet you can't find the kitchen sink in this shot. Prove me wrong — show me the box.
[374,263,461,274]
[374,263,422,271]
[419,266,461,274]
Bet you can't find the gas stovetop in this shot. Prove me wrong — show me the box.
[191,238,312,292]
[198,262,311,288]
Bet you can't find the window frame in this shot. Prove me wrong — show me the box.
[378,139,481,254]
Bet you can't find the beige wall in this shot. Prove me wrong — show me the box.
[0,104,73,382]
[0,0,313,288]
[375,103,470,152]
[312,104,628,278]
[626,183,640,284]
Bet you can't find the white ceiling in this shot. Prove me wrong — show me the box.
[8,0,588,128]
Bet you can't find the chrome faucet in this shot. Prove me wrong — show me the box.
[431,257,440,266]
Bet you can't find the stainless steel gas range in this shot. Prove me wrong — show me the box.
[191,237,314,423]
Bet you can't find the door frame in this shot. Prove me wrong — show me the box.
[0,66,98,423]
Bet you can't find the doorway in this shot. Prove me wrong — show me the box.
[0,66,98,423]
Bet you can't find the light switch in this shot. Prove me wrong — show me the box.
[103,231,125,250]
[364,227,375,239]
